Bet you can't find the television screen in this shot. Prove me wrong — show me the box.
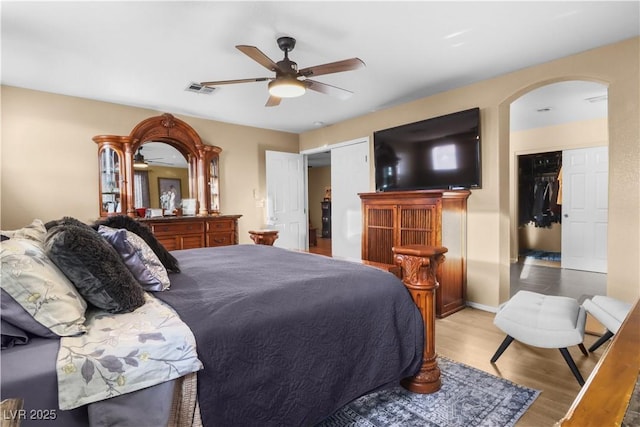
[374,108,481,191]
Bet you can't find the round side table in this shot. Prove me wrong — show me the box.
[248,230,279,246]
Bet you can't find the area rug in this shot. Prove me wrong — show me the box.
[520,250,561,268]
[317,357,540,427]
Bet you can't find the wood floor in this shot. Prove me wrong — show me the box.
[510,259,607,301]
[308,236,332,257]
[307,239,611,426]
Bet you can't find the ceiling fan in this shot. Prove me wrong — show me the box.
[133,147,172,169]
[200,36,365,107]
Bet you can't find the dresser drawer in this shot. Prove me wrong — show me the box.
[140,216,240,250]
[156,236,179,251]
[150,221,204,236]
[206,219,235,232]
[152,230,204,251]
[181,235,205,249]
[206,232,234,247]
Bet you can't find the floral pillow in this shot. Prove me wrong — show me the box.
[98,225,171,291]
[1,219,47,247]
[1,289,58,338]
[0,238,87,337]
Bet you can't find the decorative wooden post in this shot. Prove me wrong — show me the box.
[393,244,448,394]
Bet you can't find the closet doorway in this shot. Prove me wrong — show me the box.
[517,151,563,267]
[305,138,370,261]
[307,151,332,256]
[511,80,609,277]
[517,146,609,273]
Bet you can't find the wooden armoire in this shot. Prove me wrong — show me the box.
[359,190,470,318]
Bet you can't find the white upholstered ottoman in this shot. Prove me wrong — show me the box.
[582,295,633,352]
[490,290,588,385]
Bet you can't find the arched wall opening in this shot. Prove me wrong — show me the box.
[498,78,609,302]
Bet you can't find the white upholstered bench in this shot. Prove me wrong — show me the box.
[582,295,633,352]
[490,290,588,385]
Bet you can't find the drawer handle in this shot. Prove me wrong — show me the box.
[214,238,226,243]
[187,226,193,230]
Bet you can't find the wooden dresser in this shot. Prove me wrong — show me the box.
[359,190,470,318]
[140,215,241,251]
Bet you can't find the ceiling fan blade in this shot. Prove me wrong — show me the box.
[265,96,281,107]
[236,45,282,72]
[305,80,353,100]
[299,58,365,78]
[200,77,271,86]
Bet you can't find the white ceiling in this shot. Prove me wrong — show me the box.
[2,1,637,135]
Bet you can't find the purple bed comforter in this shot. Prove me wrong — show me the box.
[155,244,424,427]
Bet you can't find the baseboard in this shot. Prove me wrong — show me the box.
[466,301,498,313]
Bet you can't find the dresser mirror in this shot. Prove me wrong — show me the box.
[133,142,190,214]
[94,113,221,218]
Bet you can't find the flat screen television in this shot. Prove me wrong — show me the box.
[374,107,481,192]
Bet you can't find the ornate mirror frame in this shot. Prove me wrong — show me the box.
[93,113,221,217]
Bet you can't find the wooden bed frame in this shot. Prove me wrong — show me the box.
[366,244,448,394]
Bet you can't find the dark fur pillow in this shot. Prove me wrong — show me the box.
[93,215,180,273]
[44,224,145,314]
[44,216,93,231]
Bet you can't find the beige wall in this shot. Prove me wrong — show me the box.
[300,37,640,306]
[0,87,299,244]
[308,166,331,233]
[2,38,638,306]
[519,224,562,253]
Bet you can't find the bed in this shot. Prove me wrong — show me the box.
[1,219,426,426]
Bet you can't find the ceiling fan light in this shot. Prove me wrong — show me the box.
[133,148,149,169]
[268,78,306,98]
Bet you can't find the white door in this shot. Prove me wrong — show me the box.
[330,141,370,261]
[561,146,608,273]
[265,151,306,250]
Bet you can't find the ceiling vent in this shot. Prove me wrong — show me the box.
[185,82,215,94]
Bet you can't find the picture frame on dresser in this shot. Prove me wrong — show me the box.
[158,178,181,213]
[182,198,196,216]
[148,208,164,218]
